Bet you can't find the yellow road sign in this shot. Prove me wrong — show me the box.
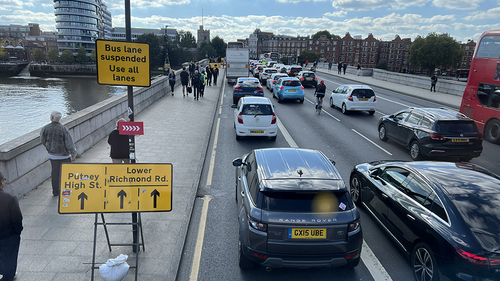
[58,163,172,214]
[96,39,151,87]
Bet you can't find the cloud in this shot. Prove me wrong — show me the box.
[106,0,190,9]
[276,0,327,2]
[332,0,429,11]
[432,0,482,10]
[464,6,500,21]
[0,10,54,26]
[324,11,348,17]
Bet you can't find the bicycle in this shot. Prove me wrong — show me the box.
[315,94,323,114]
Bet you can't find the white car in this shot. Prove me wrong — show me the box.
[259,68,278,84]
[233,97,277,141]
[329,85,377,115]
[266,73,288,91]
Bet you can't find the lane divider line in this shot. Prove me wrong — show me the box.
[305,97,341,121]
[277,117,298,148]
[206,118,220,187]
[189,195,213,281]
[352,129,393,155]
[361,240,394,281]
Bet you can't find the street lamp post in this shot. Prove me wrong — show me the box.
[164,25,170,75]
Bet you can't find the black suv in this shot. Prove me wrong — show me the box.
[297,71,318,88]
[232,148,362,270]
[378,108,483,161]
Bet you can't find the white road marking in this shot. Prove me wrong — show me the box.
[376,95,412,108]
[305,97,341,121]
[352,129,393,155]
[277,117,298,147]
[361,240,394,281]
[189,195,212,281]
[206,118,220,187]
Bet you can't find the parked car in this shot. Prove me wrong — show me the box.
[232,77,264,105]
[233,97,277,141]
[378,107,483,161]
[233,148,362,270]
[297,71,318,88]
[329,85,377,115]
[259,68,278,85]
[285,65,303,77]
[272,77,305,103]
[266,73,288,91]
[350,160,500,281]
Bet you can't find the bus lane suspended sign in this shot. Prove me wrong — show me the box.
[96,39,151,87]
[58,163,172,214]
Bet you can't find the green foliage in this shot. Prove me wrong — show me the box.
[211,36,227,58]
[90,49,96,62]
[75,46,88,63]
[409,32,464,75]
[298,49,322,63]
[135,33,163,68]
[47,49,59,62]
[178,31,197,48]
[197,44,217,61]
[376,59,388,70]
[312,30,341,40]
[60,50,75,63]
[0,48,8,60]
[280,56,288,64]
[33,48,46,62]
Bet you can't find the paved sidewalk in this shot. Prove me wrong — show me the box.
[315,66,462,109]
[14,76,222,281]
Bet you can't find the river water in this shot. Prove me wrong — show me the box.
[0,70,126,145]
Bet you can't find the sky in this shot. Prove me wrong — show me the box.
[1,0,500,44]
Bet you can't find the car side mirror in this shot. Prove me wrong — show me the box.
[231,104,237,108]
[328,159,336,166]
[370,169,380,178]
[389,114,395,119]
[232,158,243,166]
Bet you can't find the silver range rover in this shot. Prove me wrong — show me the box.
[232,148,363,270]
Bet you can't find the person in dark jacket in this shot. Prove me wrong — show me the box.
[337,62,342,74]
[206,66,213,86]
[40,111,77,196]
[0,171,23,281]
[168,70,176,95]
[192,70,201,100]
[430,74,438,92]
[107,118,130,163]
[189,61,195,77]
[343,63,347,74]
[180,67,190,97]
[212,66,219,86]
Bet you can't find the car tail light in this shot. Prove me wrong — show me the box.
[257,87,263,92]
[430,133,445,140]
[300,77,304,81]
[234,87,242,91]
[455,248,499,266]
[271,112,276,124]
[345,253,356,259]
[373,96,376,102]
[248,216,267,231]
[348,221,360,233]
[253,253,268,259]
[237,112,244,124]
[280,86,284,89]
[314,77,317,81]
[301,86,304,89]
[347,95,353,101]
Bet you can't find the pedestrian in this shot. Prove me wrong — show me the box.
[200,69,206,97]
[107,118,130,164]
[192,70,201,100]
[0,171,23,281]
[431,74,438,92]
[357,64,361,76]
[168,70,176,95]
[343,63,347,74]
[305,60,308,67]
[206,66,213,86]
[40,110,77,196]
[189,61,195,77]
[338,62,342,74]
[328,61,332,71]
[212,66,219,86]
[180,67,190,97]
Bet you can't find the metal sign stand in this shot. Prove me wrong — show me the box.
[90,213,145,281]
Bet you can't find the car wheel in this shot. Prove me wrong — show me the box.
[299,98,304,103]
[410,140,422,161]
[270,136,277,141]
[342,103,348,114]
[236,134,241,140]
[411,243,439,281]
[238,236,255,269]
[278,94,284,103]
[349,174,362,206]
[344,256,360,268]
[330,97,334,108]
[378,124,388,141]
[484,119,500,144]
[369,111,375,115]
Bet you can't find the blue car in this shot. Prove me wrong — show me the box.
[272,77,305,103]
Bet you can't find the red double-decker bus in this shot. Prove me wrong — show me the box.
[460,30,500,143]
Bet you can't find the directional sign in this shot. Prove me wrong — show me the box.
[118,121,144,135]
[58,163,172,214]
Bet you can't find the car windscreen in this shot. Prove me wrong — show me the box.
[242,104,273,115]
[302,73,315,77]
[283,80,302,87]
[259,191,351,212]
[435,121,479,134]
[351,89,375,98]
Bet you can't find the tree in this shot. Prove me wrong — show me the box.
[409,32,464,75]
[298,49,322,64]
[75,46,88,63]
[210,36,227,59]
[280,56,288,64]
[197,44,217,61]
[376,59,388,70]
[178,31,196,48]
[135,33,163,68]
[0,48,8,61]
[33,48,46,62]
[47,49,59,62]
[60,50,75,63]
[90,49,96,62]
[312,30,341,40]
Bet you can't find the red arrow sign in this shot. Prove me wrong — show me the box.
[118,121,144,135]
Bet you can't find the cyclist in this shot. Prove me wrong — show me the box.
[314,80,326,109]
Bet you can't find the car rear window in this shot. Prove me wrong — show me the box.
[259,191,352,212]
[242,104,273,115]
[283,80,302,87]
[435,121,479,134]
[239,80,260,87]
[303,73,315,77]
[266,69,277,73]
[291,67,302,72]
[351,89,375,98]
[451,193,500,231]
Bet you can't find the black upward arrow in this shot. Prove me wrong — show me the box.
[151,189,160,208]
[78,192,88,210]
[117,190,127,209]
